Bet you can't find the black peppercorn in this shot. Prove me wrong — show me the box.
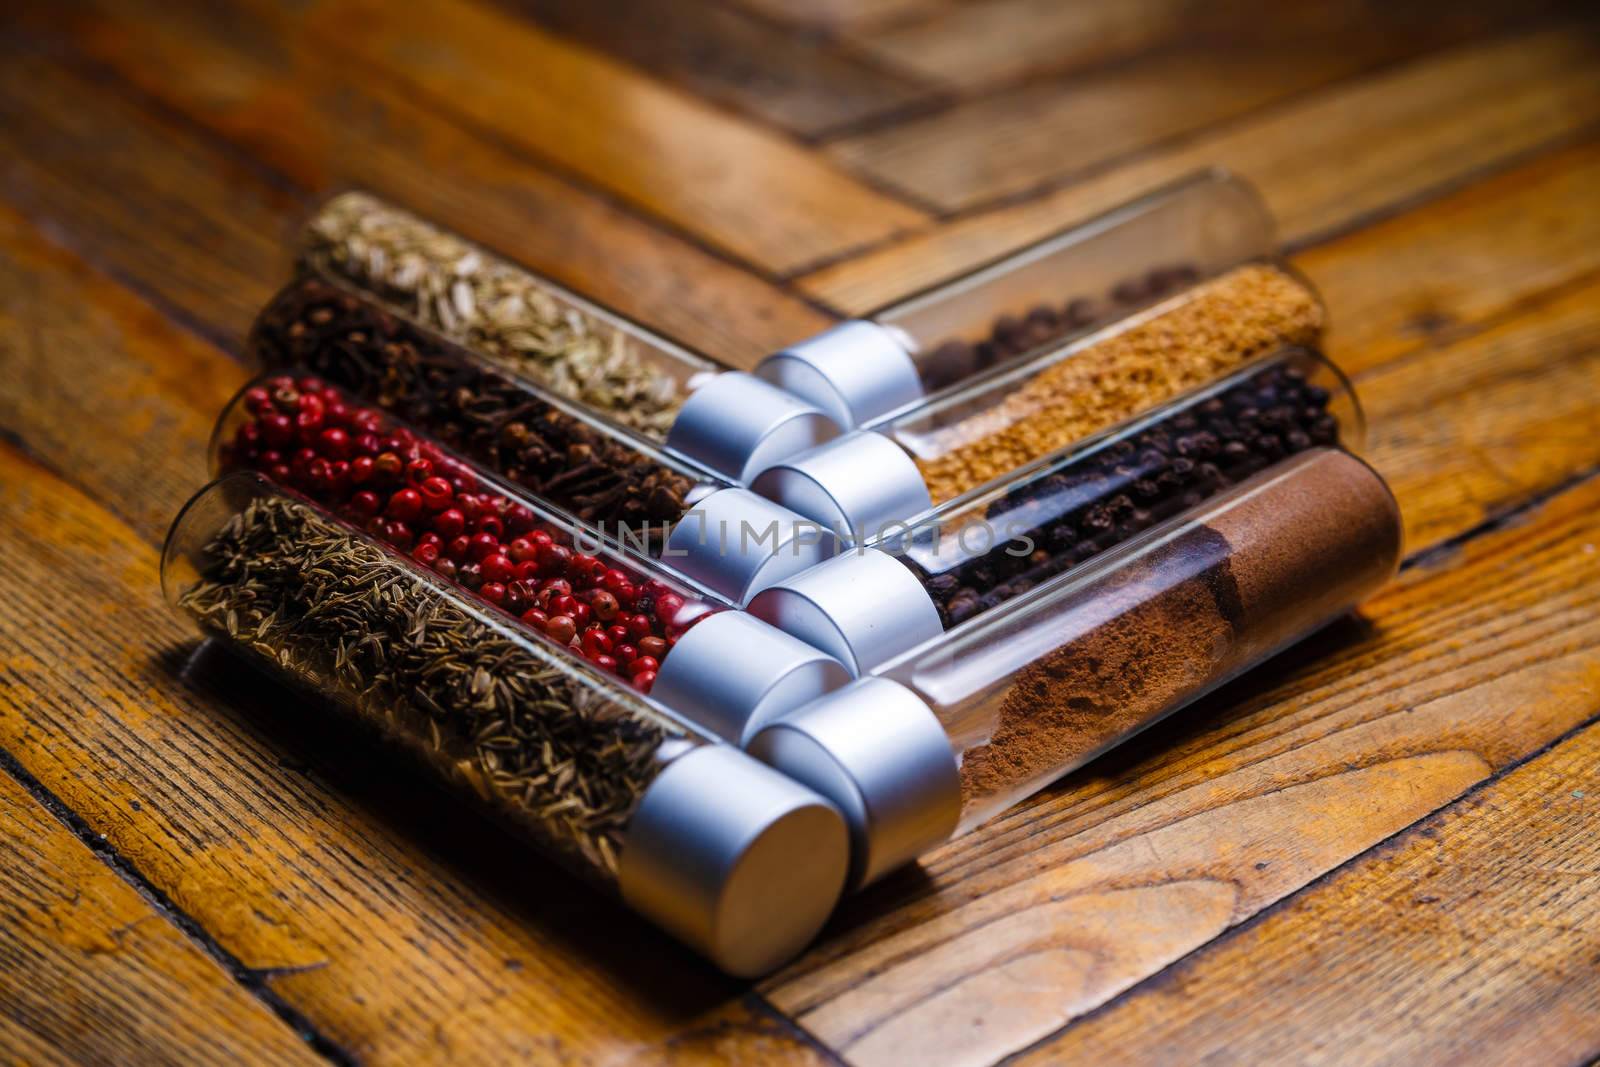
[902,360,1342,628]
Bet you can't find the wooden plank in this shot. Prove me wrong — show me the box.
[500,0,937,139]
[0,768,320,1066]
[800,24,1600,314]
[848,0,1197,92]
[1359,275,1600,552]
[242,0,927,275]
[827,0,1547,211]
[0,37,291,345]
[1020,710,1600,1065]
[762,449,1600,1067]
[1300,138,1600,376]
[22,3,834,366]
[750,154,1600,1062]
[732,0,949,33]
[0,217,828,1066]
[0,205,236,542]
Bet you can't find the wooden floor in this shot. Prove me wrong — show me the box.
[2,1,1598,1063]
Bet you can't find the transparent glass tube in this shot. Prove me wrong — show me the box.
[297,191,719,441]
[161,472,701,884]
[888,259,1326,504]
[886,348,1361,629]
[247,273,729,550]
[210,370,729,694]
[162,474,852,975]
[873,168,1275,399]
[879,447,1402,833]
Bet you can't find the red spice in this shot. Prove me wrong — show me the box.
[217,373,712,688]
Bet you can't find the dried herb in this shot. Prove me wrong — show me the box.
[300,192,689,437]
[176,491,690,880]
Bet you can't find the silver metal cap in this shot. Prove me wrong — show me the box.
[746,548,944,676]
[651,611,851,745]
[749,432,933,544]
[665,488,841,605]
[666,372,841,485]
[619,744,848,977]
[756,320,925,429]
[748,678,959,887]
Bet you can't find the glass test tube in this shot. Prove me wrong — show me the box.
[212,372,849,742]
[747,348,1361,673]
[296,193,840,487]
[756,169,1276,428]
[163,473,850,975]
[747,259,1328,571]
[748,448,1403,885]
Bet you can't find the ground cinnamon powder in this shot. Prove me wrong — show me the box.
[956,527,1242,813]
[954,449,1400,818]
[914,263,1324,503]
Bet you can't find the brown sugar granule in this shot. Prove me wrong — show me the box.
[954,448,1400,820]
[914,264,1324,503]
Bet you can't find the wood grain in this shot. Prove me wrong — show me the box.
[0,213,828,1064]
[0,770,319,1066]
[849,0,1199,91]
[1022,708,1600,1064]
[802,24,1600,313]
[0,203,238,542]
[1360,275,1600,551]
[762,453,1600,1067]
[2,41,1598,1064]
[733,0,949,33]
[0,38,291,346]
[247,0,928,274]
[502,0,937,138]
[29,0,834,366]
[1300,138,1600,376]
[3,2,1600,1061]
[828,0,1549,211]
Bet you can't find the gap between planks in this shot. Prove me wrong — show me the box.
[1009,649,1600,1065]
[0,711,357,1065]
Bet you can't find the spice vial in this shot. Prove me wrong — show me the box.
[749,259,1328,544]
[162,472,850,976]
[747,347,1363,674]
[212,371,848,740]
[246,277,839,606]
[756,169,1275,429]
[298,191,718,441]
[248,272,726,550]
[297,191,839,486]
[750,447,1403,885]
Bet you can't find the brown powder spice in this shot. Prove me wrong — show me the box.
[955,449,1400,817]
[914,263,1325,503]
